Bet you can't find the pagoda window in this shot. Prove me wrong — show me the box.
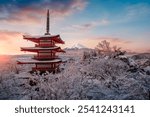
[52,64,54,68]
[51,64,53,68]
[52,53,55,57]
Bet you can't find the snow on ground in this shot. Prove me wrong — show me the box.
[0,51,150,100]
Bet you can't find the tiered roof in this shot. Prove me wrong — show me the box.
[23,34,65,44]
[17,9,65,67]
[17,58,62,64]
[21,46,65,52]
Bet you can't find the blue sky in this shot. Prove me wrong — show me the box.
[0,0,150,54]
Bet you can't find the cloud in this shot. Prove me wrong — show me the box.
[108,37,131,44]
[0,30,22,42]
[0,30,24,55]
[64,19,110,32]
[126,3,150,19]
[0,0,88,24]
[93,37,132,44]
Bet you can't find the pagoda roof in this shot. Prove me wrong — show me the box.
[21,46,59,50]
[23,34,58,38]
[23,34,65,44]
[17,58,62,64]
[21,46,65,53]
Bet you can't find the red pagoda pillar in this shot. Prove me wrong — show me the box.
[17,10,65,73]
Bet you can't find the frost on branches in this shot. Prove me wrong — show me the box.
[0,46,150,100]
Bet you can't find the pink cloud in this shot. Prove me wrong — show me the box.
[0,0,88,24]
[61,19,110,33]
[71,19,110,30]
[0,30,22,41]
[0,30,23,55]
[93,36,131,44]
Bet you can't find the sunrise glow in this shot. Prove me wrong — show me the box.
[0,0,150,55]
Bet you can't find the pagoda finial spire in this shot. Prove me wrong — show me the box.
[45,9,50,35]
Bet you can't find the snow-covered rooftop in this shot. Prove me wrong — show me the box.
[21,47,59,50]
[23,34,59,39]
[17,58,62,64]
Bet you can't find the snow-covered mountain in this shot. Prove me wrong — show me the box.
[71,43,87,49]
[65,43,87,50]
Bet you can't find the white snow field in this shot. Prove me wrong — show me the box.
[0,50,150,100]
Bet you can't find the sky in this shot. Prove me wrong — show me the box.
[0,0,150,55]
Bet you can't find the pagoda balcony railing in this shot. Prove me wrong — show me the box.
[35,44,55,47]
[33,55,58,59]
[32,67,59,71]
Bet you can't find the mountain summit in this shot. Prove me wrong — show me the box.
[71,43,87,49]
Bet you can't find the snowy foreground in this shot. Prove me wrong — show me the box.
[0,50,150,100]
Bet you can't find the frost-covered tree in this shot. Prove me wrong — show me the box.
[95,40,126,58]
[0,52,150,100]
[96,40,111,55]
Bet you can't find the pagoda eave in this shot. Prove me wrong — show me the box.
[17,59,63,64]
[23,34,59,39]
[21,47,65,53]
[23,35,65,44]
[21,47,60,51]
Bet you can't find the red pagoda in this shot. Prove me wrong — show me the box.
[17,10,65,73]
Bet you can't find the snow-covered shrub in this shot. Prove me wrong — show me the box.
[82,50,97,60]
[82,51,90,60]
[81,58,128,81]
[0,53,150,100]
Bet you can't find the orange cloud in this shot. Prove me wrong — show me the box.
[0,30,30,55]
